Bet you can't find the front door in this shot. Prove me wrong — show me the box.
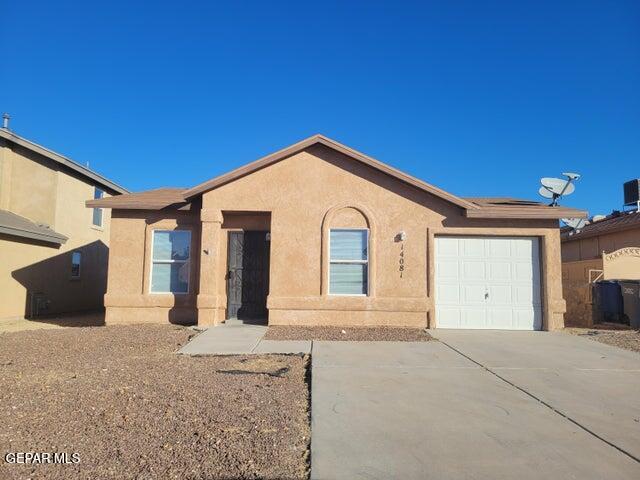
[226,231,270,321]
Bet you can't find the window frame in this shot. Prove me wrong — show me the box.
[328,228,369,296]
[70,251,82,279]
[149,229,192,295]
[92,187,104,228]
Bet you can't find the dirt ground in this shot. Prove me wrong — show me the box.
[265,325,433,342]
[0,325,310,480]
[565,324,640,353]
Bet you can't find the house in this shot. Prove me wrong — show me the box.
[88,134,586,330]
[561,200,640,327]
[0,123,128,320]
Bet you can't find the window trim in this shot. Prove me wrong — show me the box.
[328,228,369,296]
[92,188,104,228]
[149,229,192,295]
[70,251,82,279]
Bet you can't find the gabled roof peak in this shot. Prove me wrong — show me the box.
[183,134,477,209]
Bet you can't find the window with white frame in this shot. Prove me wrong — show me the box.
[92,188,104,227]
[329,229,369,295]
[150,230,191,293]
[71,251,81,278]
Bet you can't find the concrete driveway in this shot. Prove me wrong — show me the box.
[311,332,640,480]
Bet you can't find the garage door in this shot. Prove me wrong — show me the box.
[435,236,542,330]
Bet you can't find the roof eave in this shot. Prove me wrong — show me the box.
[0,225,68,245]
[0,129,129,195]
[561,218,640,242]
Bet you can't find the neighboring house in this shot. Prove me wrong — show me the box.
[88,134,586,331]
[561,206,640,327]
[0,126,128,320]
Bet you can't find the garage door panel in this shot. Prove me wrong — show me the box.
[513,238,535,259]
[487,285,512,305]
[436,307,461,328]
[514,308,542,330]
[513,262,535,281]
[488,238,512,258]
[436,284,460,304]
[513,285,535,304]
[461,238,485,257]
[461,308,486,328]
[435,236,542,330]
[461,285,486,304]
[462,260,485,279]
[437,259,459,279]
[487,262,511,280]
[488,308,514,329]
[436,238,459,256]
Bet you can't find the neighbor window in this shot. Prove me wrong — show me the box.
[92,188,104,227]
[71,251,81,278]
[150,230,191,293]
[329,229,368,295]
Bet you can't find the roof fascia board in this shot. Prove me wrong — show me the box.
[465,207,588,220]
[0,225,68,245]
[0,129,129,195]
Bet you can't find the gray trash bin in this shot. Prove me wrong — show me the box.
[619,281,640,328]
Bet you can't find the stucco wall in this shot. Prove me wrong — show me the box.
[561,226,640,326]
[0,140,113,320]
[104,210,201,325]
[104,144,566,330]
[562,227,640,262]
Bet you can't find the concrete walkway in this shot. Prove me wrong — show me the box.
[178,323,311,355]
[311,335,640,480]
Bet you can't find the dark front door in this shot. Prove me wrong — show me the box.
[227,231,270,320]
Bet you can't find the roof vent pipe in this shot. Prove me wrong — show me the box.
[1,113,9,130]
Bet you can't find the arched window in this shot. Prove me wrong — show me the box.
[322,206,375,297]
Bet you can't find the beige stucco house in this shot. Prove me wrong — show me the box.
[561,209,640,326]
[89,135,586,330]
[0,126,127,320]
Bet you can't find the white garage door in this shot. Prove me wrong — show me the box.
[435,236,542,330]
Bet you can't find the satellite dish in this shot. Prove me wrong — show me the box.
[541,178,576,196]
[538,186,554,199]
[539,172,580,206]
[592,214,606,222]
[561,218,587,231]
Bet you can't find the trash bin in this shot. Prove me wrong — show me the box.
[619,280,640,328]
[592,281,624,324]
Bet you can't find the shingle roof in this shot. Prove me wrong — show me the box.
[86,188,191,210]
[463,197,587,220]
[561,210,640,242]
[0,209,68,245]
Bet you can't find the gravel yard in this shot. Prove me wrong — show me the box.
[264,326,433,342]
[565,325,640,353]
[0,325,310,480]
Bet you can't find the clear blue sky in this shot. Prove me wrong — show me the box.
[1,1,638,217]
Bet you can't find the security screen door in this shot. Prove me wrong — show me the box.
[226,231,270,321]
